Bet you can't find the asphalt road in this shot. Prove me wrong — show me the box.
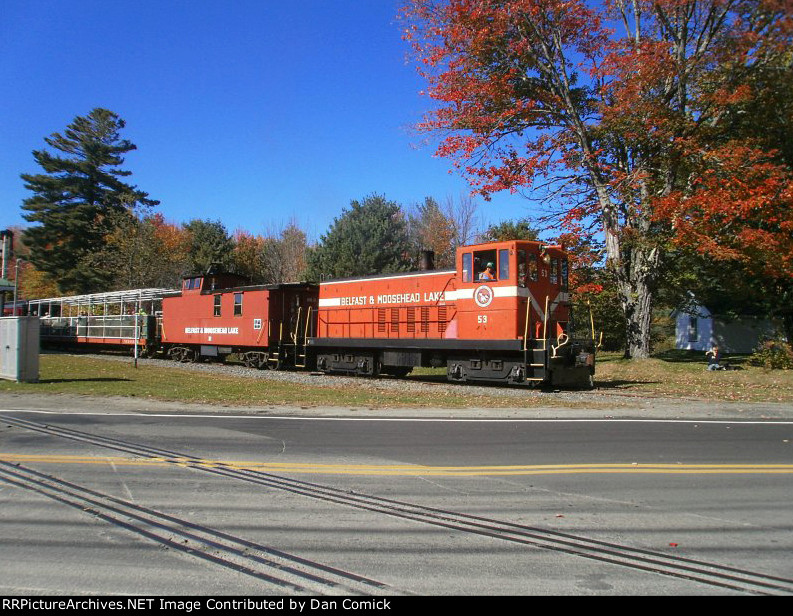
[0,394,791,597]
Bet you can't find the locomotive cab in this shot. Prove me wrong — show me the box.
[456,240,569,341]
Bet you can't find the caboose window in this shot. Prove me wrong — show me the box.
[214,294,221,317]
[234,293,243,316]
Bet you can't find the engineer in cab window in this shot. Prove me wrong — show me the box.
[479,262,496,281]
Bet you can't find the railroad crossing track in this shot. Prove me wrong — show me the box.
[2,413,792,596]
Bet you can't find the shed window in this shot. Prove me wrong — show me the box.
[688,317,698,342]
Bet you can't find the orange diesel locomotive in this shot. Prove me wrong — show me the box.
[310,240,595,388]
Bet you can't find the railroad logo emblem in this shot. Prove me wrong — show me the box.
[474,285,494,308]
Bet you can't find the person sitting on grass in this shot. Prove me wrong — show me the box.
[706,345,722,371]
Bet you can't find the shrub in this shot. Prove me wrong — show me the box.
[751,339,793,370]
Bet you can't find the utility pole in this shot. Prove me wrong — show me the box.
[0,229,14,316]
[1,229,12,280]
[14,258,25,313]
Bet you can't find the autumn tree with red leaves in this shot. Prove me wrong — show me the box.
[403,0,793,358]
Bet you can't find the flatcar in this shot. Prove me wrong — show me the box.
[26,240,596,388]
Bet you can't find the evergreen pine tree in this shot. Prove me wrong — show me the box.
[307,194,412,280]
[20,108,158,294]
[183,219,235,274]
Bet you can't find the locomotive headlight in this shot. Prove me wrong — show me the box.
[540,245,552,264]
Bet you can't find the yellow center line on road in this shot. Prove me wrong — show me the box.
[2,453,793,476]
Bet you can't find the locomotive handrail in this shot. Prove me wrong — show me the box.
[551,333,570,358]
[292,307,302,344]
[433,274,457,307]
[542,295,549,350]
[304,306,312,341]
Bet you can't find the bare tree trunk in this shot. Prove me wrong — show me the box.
[615,258,655,359]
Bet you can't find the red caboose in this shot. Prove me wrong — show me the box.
[161,271,318,369]
[309,240,595,387]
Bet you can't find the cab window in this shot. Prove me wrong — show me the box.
[498,249,510,281]
[561,258,569,290]
[474,249,498,282]
[462,253,472,283]
[528,253,538,282]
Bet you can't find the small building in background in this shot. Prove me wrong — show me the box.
[674,297,780,353]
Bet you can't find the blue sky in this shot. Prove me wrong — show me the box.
[1,0,534,242]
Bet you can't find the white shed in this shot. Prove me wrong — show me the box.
[674,298,779,354]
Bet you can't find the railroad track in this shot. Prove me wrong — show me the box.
[3,413,792,595]
[0,458,394,596]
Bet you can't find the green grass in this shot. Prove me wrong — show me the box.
[0,354,575,409]
[594,351,793,403]
[2,351,790,408]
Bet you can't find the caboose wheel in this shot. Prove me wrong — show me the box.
[169,346,197,363]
